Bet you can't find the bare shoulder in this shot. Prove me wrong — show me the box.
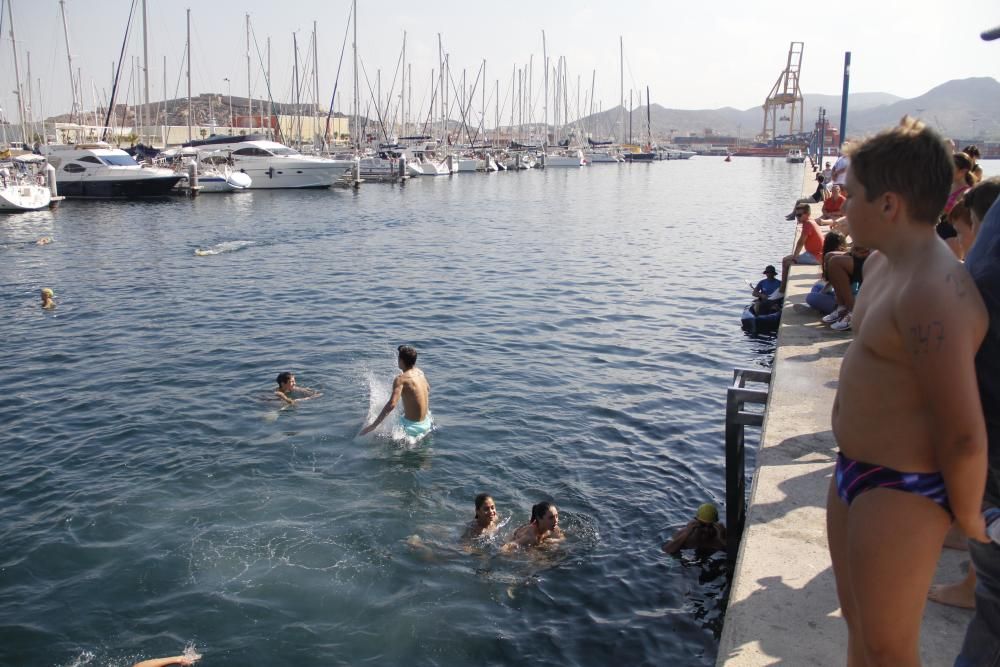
[895,253,987,352]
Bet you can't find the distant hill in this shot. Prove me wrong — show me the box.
[579,78,999,142]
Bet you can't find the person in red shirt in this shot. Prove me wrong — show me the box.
[820,184,846,221]
[768,203,825,299]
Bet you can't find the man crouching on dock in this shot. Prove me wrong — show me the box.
[361,345,432,439]
[826,117,989,666]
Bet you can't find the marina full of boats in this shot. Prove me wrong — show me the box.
[0,134,695,210]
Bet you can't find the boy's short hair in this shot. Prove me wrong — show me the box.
[276,371,293,387]
[397,345,418,368]
[846,116,952,224]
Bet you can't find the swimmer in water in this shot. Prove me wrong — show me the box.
[36,236,53,246]
[661,503,727,555]
[464,493,499,539]
[503,501,564,551]
[360,345,431,438]
[40,288,56,310]
[274,372,321,405]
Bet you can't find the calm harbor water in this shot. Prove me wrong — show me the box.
[2,158,801,666]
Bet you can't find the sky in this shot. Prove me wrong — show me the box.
[2,0,999,130]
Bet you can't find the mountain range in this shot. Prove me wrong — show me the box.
[583,77,1000,143]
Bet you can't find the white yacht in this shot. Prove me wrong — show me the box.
[183,134,357,189]
[0,154,52,211]
[158,148,253,192]
[543,149,587,167]
[40,143,183,198]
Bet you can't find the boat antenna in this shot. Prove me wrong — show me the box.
[102,0,139,142]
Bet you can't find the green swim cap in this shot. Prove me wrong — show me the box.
[696,503,718,523]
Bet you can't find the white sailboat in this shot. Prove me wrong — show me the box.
[0,155,52,212]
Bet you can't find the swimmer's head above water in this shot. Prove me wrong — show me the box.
[276,372,295,392]
[475,493,497,528]
[696,503,719,524]
[397,344,418,370]
[530,501,559,532]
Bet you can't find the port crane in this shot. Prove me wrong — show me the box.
[762,42,804,142]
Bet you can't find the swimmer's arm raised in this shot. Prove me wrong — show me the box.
[901,284,988,542]
[360,375,403,435]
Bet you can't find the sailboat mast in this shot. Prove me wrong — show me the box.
[401,31,406,137]
[353,0,359,147]
[186,8,192,142]
[619,36,624,144]
[293,31,301,147]
[541,30,547,148]
[142,0,149,143]
[59,0,78,126]
[589,70,595,138]
[647,86,651,148]
[6,0,26,143]
[246,14,253,133]
[313,21,320,145]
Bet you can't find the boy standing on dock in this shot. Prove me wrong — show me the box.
[826,117,989,665]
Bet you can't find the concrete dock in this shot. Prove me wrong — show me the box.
[717,167,974,666]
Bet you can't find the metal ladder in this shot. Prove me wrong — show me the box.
[726,368,772,565]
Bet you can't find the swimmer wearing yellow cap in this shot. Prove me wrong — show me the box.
[40,288,56,310]
[662,502,727,555]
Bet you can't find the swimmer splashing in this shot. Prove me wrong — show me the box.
[360,345,432,439]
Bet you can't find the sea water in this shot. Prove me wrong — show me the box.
[1,157,803,666]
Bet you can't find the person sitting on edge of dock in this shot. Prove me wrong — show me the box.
[826,117,989,667]
[819,184,846,222]
[661,503,727,555]
[803,232,848,315]
[783,173,828,220]
[503,501,564,551]
[768,203,825,301]
[274,372,321,406]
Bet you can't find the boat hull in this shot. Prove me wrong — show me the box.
[58,175,184,199]
[0,184,51,211]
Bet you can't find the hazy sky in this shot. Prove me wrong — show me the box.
[2,0,999,128]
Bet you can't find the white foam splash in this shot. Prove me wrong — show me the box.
[194,240,256,256]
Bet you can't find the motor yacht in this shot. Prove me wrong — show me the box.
[40,143,182,198]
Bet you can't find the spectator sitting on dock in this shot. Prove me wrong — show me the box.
[822,161,833,188]
[819,184,846,222]
[662,503,727,555]
[783,173,827,220]
[768,203,825,300]
[826,117,988,666]
[803,232,848,316]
